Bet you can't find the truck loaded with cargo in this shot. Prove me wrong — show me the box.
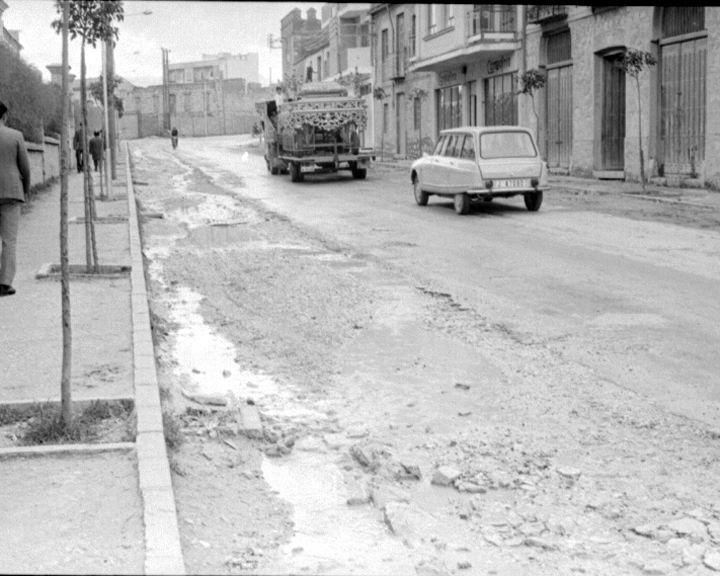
[256,82,374,182]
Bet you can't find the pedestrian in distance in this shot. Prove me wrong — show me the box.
[89,130,104,172]
[73,122,84,173]
[171,126,178,149]
[0,100,31,297]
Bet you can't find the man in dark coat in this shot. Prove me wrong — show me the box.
[0,101,31,297]
[73,122,84,173]
[89,130,104,171]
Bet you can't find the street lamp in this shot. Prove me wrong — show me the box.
[105,8,152,180]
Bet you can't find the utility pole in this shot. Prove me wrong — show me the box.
[106,38,117,179]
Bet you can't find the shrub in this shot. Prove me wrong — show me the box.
[0,43,64,143]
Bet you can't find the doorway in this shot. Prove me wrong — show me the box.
[396,92,406,156]
[601,54,625,171]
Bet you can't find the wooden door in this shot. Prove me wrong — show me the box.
[546,65,572,168]
[660,37,706,175]
[601,55,625,170]
[396,92,406,156]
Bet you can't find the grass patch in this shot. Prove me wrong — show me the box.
[5,400,135,446]
[162,409,184,450]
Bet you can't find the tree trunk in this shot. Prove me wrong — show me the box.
[60,0,72,426]
[636,76,646,192]
[81,39,92,270]
[80,39,99,273]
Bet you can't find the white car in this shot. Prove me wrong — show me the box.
[410,126,549,215]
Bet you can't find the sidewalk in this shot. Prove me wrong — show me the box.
[0,148,184,574]
[373,156,720,209]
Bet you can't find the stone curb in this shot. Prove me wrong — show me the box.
[125,142,186,575]
[0,442,135,460]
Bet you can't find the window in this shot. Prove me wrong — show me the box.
[484,73,517,126]
[443,134,459,157]
[433,135,446,155]
[381,29,389,60]
[428,4,453,35]
[461,135,476,159]
[413,97,421,131]
[409,14,416,57]
[317,56,322,81]
[436,85,463,132]
[184,92,192,113]
[383,103,389,133]
[479,131,536,159]
[547,29,571,64]
[169,94,176,115]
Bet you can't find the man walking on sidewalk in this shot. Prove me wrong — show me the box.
[0,101,31,297]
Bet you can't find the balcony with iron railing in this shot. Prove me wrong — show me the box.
[381,49,408,82]
[527,5,568,25]
[469,5,516,36]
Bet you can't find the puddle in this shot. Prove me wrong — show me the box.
[187,224,255,247]
[262,452,416,575]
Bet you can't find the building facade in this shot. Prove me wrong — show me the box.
[167,52,260,85]
[364,5,720,188]
[525,6,718,187]
[0,0,22,54]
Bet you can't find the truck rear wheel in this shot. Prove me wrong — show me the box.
[270,165,279,175]
[352,167,367,179]
[290,162,304,183]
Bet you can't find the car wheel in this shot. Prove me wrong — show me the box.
[454,193,470,215]
[524,191,543,211]
[413,177,428,206]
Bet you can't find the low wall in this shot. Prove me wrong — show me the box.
[25,137,60,189]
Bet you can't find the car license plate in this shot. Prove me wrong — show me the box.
[301,165,315,173]
[496,178,528,188]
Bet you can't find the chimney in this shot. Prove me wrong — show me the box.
[307,8,317,21]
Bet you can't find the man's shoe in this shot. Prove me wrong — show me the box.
[0,284,16,296]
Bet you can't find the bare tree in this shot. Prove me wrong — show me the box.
[409,87,428,158]
[373,87,388,161]
[58,0,72,425]
[518,68,546,139]
[616,49,657,191]
[52,0,124,272]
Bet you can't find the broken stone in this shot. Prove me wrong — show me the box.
[641,560,671,575]
[294,436,326,453]
[524,536,558,550]
[384,501,440,542]
[346,428,368,439]
[457,561,472,570]
[667,517,708,541]
[431,466,461,487]
[399,461,422,480]
[222,370,231,378]
[345,476,370,506]
[454,383,470,391]
[371,485,411,511]
[182,389,228,406]
[704,550,720,571]
[681,544,705,566]
[557,467,581,480]
[351,445,375,467]
[324,433,348,450]
[633,524,660,538]
[708,522,720,543]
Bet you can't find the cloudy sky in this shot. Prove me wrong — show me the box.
[3,0,322,87]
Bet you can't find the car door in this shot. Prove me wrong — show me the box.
[422,135,447,192]
[436,134,458,194]
[456,134,482,191]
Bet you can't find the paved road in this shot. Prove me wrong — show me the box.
[172,135,720,429]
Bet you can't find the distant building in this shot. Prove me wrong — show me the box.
[281,7,322,80]
[168,52,260,85]
[0,0,23,54]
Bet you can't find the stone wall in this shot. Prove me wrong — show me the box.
[25,137,60,190]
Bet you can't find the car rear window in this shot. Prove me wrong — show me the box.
[433,136,446,156]
[479,132,537,159]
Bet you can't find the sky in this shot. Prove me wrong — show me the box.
[3,0,323,87]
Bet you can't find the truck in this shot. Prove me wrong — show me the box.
[255,82,374,182]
